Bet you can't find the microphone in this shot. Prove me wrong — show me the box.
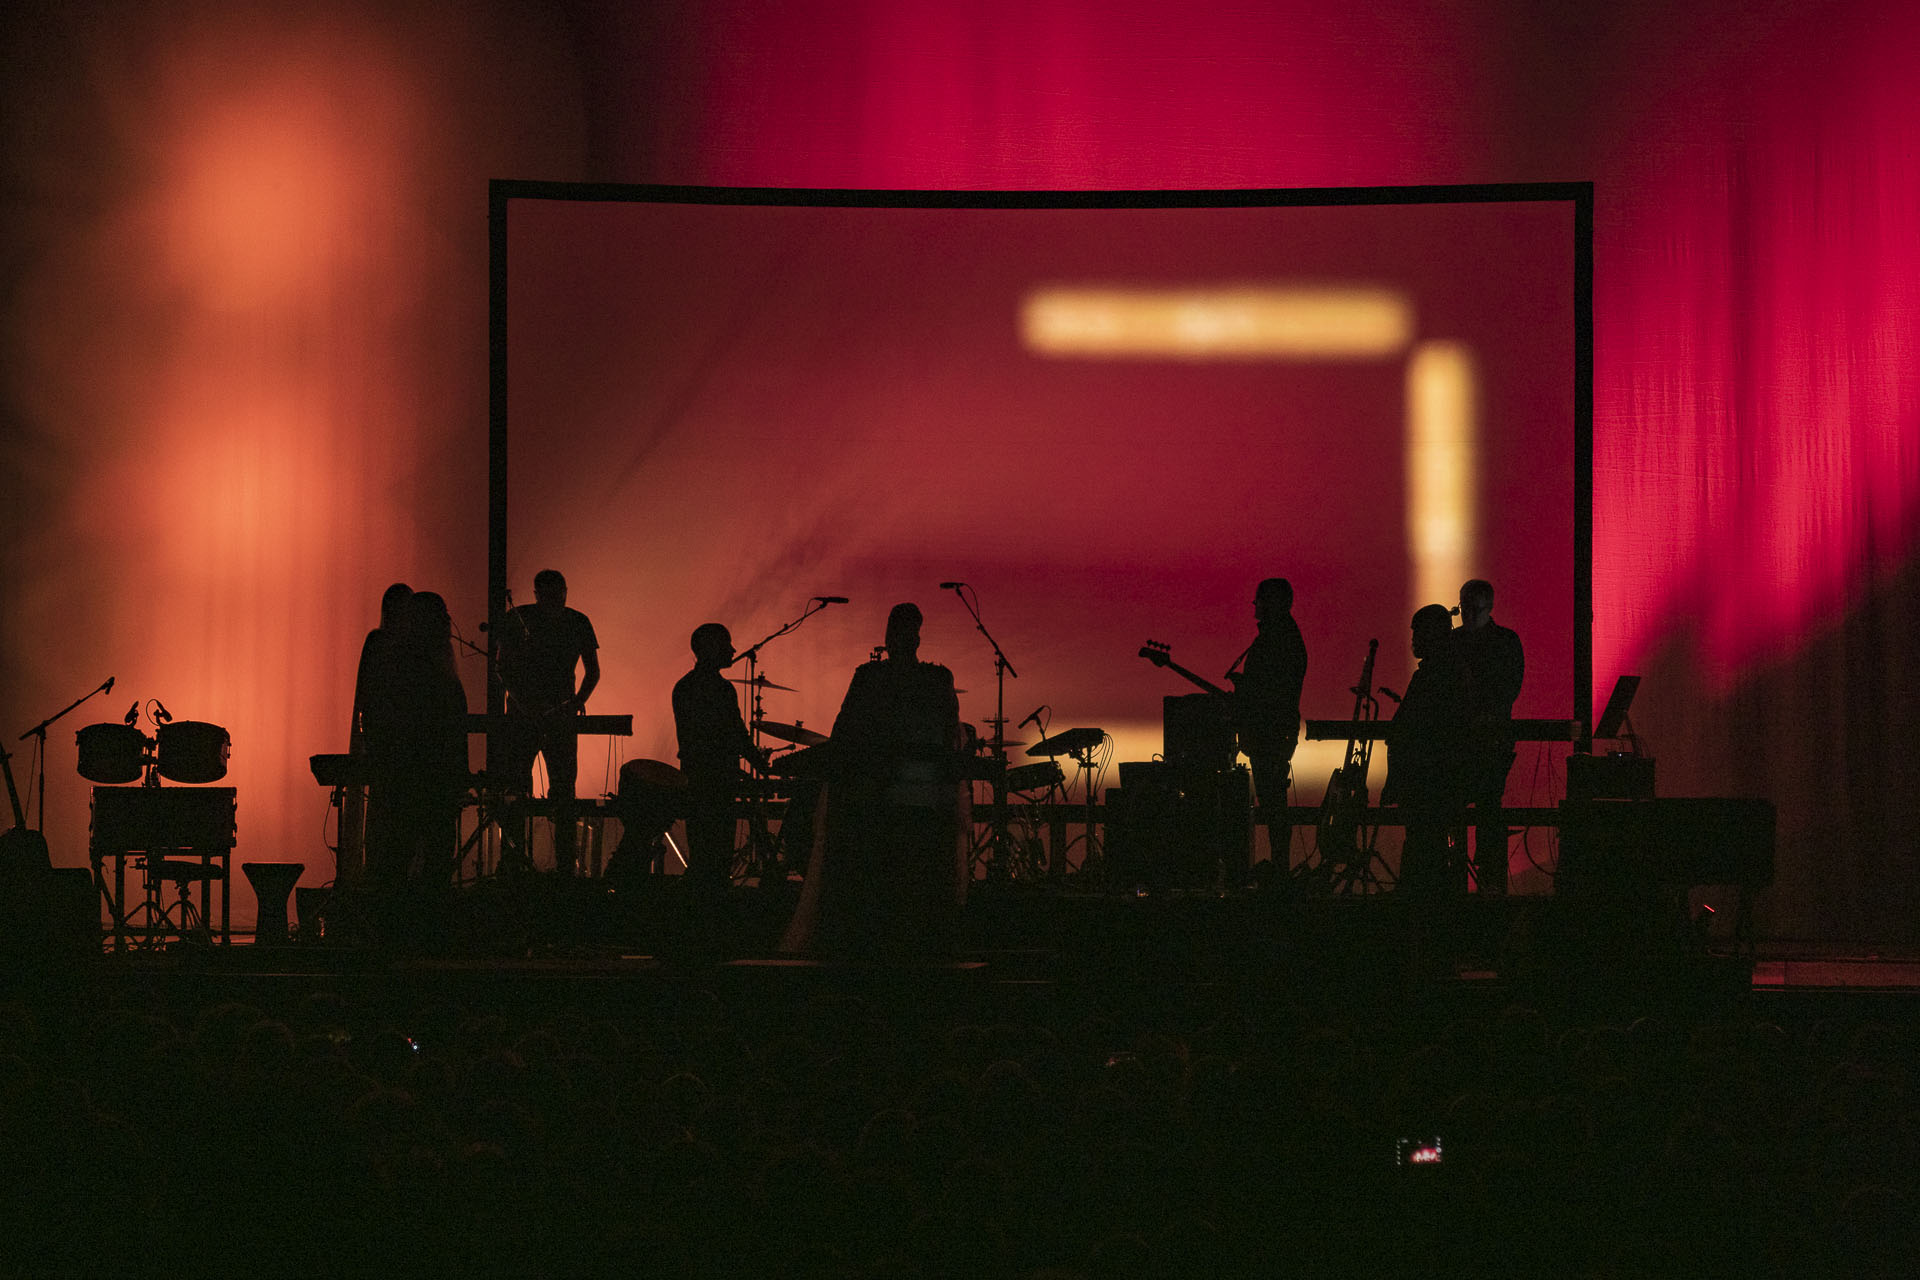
[1377,686,1402,704]
[103,675,115,693]
[939,581,966,590]
[813,596,849,605]
[124,703,139,726]
[1017,705,1044,731]
[153,700,174,724]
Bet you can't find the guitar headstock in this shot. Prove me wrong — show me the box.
[1139,640,1172,667]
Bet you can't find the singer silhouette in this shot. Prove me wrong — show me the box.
[802,603,963,963]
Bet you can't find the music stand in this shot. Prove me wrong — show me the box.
[1594,675,1642,751]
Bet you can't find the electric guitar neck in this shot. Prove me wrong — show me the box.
[1139,641,1232,698]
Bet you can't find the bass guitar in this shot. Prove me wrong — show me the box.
[1138,641,1232,698]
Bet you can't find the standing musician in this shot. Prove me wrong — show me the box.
[672,624,769,908]
[1227,577,1308,874]
[499,569,600,876]
[348,581,412,884]
[1383,604,1475,896]
[813,603,963,961]
[1451,578,1524,894]
[361,590,469,889]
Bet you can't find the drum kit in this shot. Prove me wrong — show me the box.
[1017,724,1110,878]
[73,702,235,949]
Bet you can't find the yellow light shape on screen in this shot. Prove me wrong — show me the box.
[1021,286,1414,359]
[1405,341,1479,616]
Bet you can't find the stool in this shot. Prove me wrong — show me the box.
[242,862,305,944]
[143,856,224,945]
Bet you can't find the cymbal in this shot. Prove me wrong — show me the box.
[755,719,828,746]
[1027,726,1104,757]
[731,675,796,692]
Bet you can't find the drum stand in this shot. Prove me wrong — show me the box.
[943,583,1022,872]
[730,661,790,887]
[1058,741,1107,882]
[981,774,1053,881]
[138,852,221,948]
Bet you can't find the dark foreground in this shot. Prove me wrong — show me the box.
[1,881,1914,1279]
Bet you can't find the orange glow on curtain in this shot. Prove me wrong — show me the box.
[2,4,581,928]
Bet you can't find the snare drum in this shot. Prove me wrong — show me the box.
[156,721,231,783]
[76,723,148,784]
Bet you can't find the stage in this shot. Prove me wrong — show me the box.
[17,874,1916,1027]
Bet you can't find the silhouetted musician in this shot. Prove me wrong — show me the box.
[1383,604,1475,897]
[672,623,768,906]
[498,569,600,876]
[1450,578,1524,894]
[1227,577,1308,876]
[361,590,469,888]
[346,581,412,884]
[801,603,963,961]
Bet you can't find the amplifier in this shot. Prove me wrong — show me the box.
[1105,765,1252,890]
[1163,694,1237,773]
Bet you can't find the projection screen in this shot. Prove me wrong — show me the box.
[490,183,1591,868]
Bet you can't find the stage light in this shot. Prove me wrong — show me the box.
[1020,285,1414,359]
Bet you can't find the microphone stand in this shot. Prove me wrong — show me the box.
[19,676,114,832]
[733,597,836,755]
[945,584,1018,869]
[731,598,838,883]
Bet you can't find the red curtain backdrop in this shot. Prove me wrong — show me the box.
[3,0,1915,939]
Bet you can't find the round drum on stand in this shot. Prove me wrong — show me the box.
[157,721,230,783]
[76,723,149,784]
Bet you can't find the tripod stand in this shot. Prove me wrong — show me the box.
[941,583,1023,875]
[1295,640,1396,895]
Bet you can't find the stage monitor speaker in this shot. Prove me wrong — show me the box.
[1557,798,1774,894]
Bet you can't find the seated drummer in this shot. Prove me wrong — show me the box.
[671,624,769,905]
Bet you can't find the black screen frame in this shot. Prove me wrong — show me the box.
[486,180,1595,761]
